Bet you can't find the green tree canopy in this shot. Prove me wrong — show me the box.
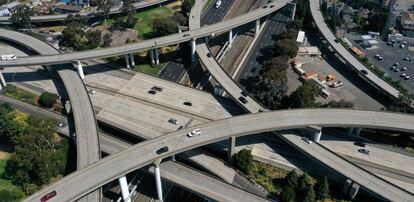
[152,17,178,37]
[234,149,253,175]
[274,39,298,58]
[38,92,58,108]
[10,5,34,29]
[61,22,87,50]
[181,0,195,16]
[280,185,296,202]
[316,176,330,200]
[289,80,320,108]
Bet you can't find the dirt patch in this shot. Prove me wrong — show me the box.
[0,143,12,160]
[166,1,182,11]
[0,152,10,160]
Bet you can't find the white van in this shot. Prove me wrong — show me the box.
[1,54,17,61]
[215,0,222,8]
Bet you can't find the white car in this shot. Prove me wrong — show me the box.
[301,137,312,144]
[88,89,96,94]
[187,129,201,137]
[1,54,17,61]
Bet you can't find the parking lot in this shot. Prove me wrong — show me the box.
[344,33,414,94]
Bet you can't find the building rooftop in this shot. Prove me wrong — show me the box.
[296,31,305,43]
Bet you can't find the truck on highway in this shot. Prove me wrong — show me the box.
[1,54,17,61]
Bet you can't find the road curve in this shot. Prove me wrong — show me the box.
[0,0,291,67]
[309,0,400,98]
[0,28,101,201]
[24,109,414,202]
[0,0,170,23]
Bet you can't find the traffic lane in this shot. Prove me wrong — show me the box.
[201,0,233,26]
[361,43,414,94]
[159,44,190,82]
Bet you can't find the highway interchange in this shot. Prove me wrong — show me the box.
[0,0,414,201]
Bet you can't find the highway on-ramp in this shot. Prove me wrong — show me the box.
[24,109,414,202]
[309,0,400,98]
[0,0,291,67]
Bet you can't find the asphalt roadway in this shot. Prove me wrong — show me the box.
[309,0,400,99]
[0,94,269,202]
[24,109,414,202]
[0,0,291,67]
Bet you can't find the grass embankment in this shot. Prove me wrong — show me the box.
[249,161,290,196]
[0,157,15,191]
[132,63,166,76]
[2,85,37,105]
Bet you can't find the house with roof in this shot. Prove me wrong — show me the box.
[401,12,414,30]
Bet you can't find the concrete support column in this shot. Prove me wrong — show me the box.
[118,176,131,202]
[0,70,6,90]
[313,129,322,143]
[348,182,360,200]
[149,49,155,65]
[255,19,261,36]
[129,54,135,66]
[125,55,130,69]
[154,49,160,65]
[191,38,196,63]
[353,128,362,137]
[44,65,52,73]
[347,127,354,136]
[76,61,85,79]
[154,162,163,201]
[290,3,296,21]
[170,155,176,161]
[228,29,233,47]
[227,136,236,164]
[341,179,352,197]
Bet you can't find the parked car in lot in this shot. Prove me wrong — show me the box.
[358,148,370,155]
[403,57,412,62]
[400,67,407,71]
[187,128,202,137]
[301,137,312,144]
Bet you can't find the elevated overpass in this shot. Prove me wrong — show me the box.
[0,0,291,67]
[309,0,400,99]
[0,0,170,23]
[24,109,414,202]
[0,28,101,202]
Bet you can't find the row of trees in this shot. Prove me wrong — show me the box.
[0,103,70,196]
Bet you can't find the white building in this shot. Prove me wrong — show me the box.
[296,30,306,46]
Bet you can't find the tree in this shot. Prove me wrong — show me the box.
[301,185,316,202]
[274,39,298,58]
[281,28,299,40]
[280,185,296,202]
[10,5,34,29]
[97,0,113,20]
[181,0,195,16]
[125,12,137,28]
[38,92,58,108]
[285,170,300,188]
[261,56,289,83]
[234,149,253,175]
[61,22,86,50]
[252,79,288,110]
[0,189,24,201]
[321,1,327,14]
[0,104,25,144]
[289,80,320,108]
[152,17,178,37]
[316,176,330,200]
[102,33,112,47]
[86,30,102,49]
[296,173,315,202]
[173,12,187,26]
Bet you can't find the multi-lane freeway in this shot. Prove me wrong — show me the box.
[23,109,414,202]
[0,0,290,67]
[309,0,400,99]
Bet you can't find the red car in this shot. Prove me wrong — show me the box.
[41,191,57,202]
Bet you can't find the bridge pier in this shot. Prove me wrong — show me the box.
[129,54,135,66]
[118,176,131,202]
[125,55,130,69]
[154,161,163,201]
[44,65,52,73]
[311,126,322,143]
[347,127,361,137]
[191,38,196,63]
[76,61,85,79]
[227,136,236,164]
[0,70,6,90]
[228,29,233,47]
[342,179,359,200]
[154,48,160,65]
[255,19,261,36]
[149,49,155,65]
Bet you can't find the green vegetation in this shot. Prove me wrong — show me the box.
[38,92,58,108]
[0,103,70,196]
[10,5,33,29]
[131,63,166,76]
[234,149,253,175]
[289,80,320,108]
[1,85,37,105]
[0,158,14,191]
[360,129,414,153]
[181,0,195,16]
[133,6,174,38]
[249,161,289,195]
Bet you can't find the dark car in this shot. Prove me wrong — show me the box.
[354,142,366,147]
[262,5,268,8]
[41,191,57,202]
[148,90,157,94]
[183,101,192,106]
[151,86,163,92]
[156,146,169,155]
[360,69,368,75]
[358,148,370,155]
[183,33,190,37]
[207,53,212,58]
[241,91,248,97]
[269,5,275,8]
[238,96,248,104]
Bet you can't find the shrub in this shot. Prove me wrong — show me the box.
[234,149,253,175]
[38,92,58,108]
